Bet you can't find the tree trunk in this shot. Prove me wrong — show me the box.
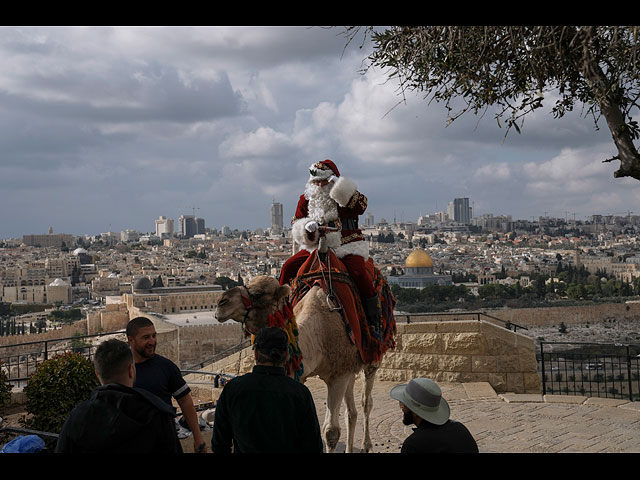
[599,97,640,180]
[579,29,640,181]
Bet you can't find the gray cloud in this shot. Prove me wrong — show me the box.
[0,26,638,238]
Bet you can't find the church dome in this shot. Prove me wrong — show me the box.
[133,276,153,292]
[405,249,433,268]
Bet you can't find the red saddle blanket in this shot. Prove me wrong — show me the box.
[290,250,396,365]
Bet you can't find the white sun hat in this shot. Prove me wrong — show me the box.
[390,378,451,425]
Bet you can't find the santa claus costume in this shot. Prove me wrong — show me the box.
[279,159,381,330]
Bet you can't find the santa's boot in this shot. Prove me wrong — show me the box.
[363,296,382,338]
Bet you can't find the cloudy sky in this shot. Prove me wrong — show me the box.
[1,26,639,239]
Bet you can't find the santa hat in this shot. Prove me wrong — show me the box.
[309,159,340,179]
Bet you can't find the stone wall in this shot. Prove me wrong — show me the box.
[483,302,640,328]
[177,323,244,369]
[191,344,256,380]
[86,303,130,334]
[198,319,541,394]
[377,320,540,394]
[395,302,640,333]
[0,320,88,357]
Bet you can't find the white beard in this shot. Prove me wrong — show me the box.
[295,177,368,260]
[304,181,338,224]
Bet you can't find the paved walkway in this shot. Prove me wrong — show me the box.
[303,377,640,454]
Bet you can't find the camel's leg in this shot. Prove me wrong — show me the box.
[360,364,378,453]
[322,374,352,453]
[343,374,357,453]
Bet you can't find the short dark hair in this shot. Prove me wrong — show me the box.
[126,316,154,339]
[94,339,133,384]
[254,327,289,365]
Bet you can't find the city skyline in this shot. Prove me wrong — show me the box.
[10,198,639,241]
[1,26,640,239]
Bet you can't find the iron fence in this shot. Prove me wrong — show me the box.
[402,311,528,332]
[0,331,127,384]
[539,341,640,401]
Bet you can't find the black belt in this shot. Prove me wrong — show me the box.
[338,218,358,230]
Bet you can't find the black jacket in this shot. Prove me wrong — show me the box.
[211,365,323,453]
[401,419,479,453]
[55,383,182,453]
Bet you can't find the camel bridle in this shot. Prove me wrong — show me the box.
[238,285,254,325]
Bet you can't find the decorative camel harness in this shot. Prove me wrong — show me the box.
[237,284,304,381]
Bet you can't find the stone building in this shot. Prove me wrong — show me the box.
[46,278,73,304]
[387,249,453,288]
[121,276,224,315]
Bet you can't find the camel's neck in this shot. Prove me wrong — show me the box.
[291,286,334,381]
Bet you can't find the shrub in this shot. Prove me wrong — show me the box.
[22,352,99,433]
[0,362,13,415]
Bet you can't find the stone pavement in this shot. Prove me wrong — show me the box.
[302,377,640,454]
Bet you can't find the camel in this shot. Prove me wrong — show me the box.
[214,274,382,453]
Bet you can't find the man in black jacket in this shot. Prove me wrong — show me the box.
[211,327,323,453]
[391,377,478,453]
[55,339,182,453]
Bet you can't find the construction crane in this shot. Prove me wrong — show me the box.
[185,206,200,217]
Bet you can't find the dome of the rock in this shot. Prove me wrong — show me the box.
[405,249,434,268]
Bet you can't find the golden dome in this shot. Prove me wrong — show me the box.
[405,249,433,268]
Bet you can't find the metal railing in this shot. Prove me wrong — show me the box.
[539,341,640,401]
[400,311,528,332]
[184,339,252,372]
[0,331,127,384]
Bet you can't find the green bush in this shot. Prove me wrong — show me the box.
[0,362,12,415]
[22,352,99,433]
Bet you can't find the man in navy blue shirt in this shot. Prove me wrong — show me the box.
[127,316,206,453]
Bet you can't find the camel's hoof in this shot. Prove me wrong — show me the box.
[324,427,340,451]
[361,441,373,453]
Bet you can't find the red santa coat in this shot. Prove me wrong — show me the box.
[290,176,369,260]
[281,176,375,298]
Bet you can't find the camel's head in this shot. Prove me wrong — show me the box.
[215,275,291,335]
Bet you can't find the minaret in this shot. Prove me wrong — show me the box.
[574,249,582,269]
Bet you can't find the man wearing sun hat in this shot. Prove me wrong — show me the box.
[391,377,479,453]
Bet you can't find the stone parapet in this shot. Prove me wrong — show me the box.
[377,320,541,394]
[200,319,541,394]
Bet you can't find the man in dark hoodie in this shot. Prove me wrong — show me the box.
[55,338,182,453]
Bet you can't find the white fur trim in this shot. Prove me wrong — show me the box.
[326,231,342,250]
[297,230,341,254]
[291,217,318,248]
[308,163,334,180]
[335,240,369,261]
[329,176,357,207]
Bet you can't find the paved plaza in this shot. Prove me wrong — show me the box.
[303,377,640,454]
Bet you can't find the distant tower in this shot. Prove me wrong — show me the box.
[48,226,53,235]
[155,216,174,238]
[179,215,197,238]
[195,217,205,235]
[271,200,283,235]
[365,213,375,227]
[451,197,471,224]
